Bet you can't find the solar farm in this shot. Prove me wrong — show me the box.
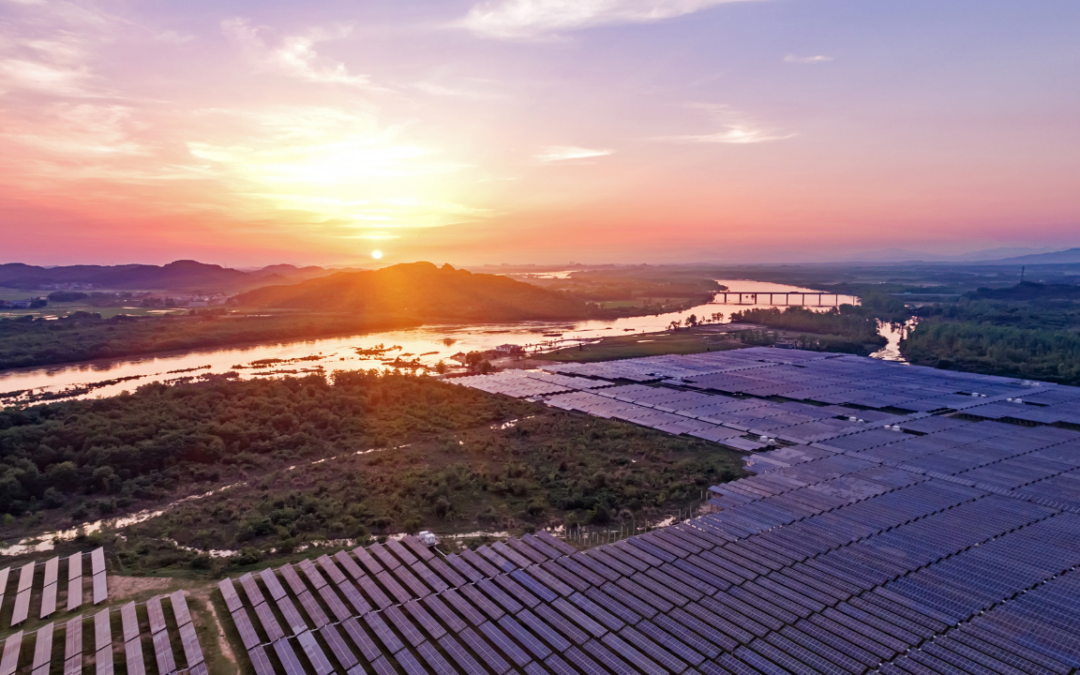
[5,347,1080,674]
[0,547,209,675]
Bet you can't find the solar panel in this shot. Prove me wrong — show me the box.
[384,606,426,648]
[29,622,53,675]
[16,562,34,593]
[533,603,589,646]
[296,630,334,675]
[123,633,146,675]
[94,609,112,653]
[437,633,487,673]
[479,621,532,667]
[368,543,401,571]
[252,600,285,642]
[497,614,552,660]
[390,565,431,599]
[171,590,193,627]
[95,643,114,675]
[40,583,58,620]
[279,563,308,596]
[151,629,176,675]
[352,547,386,576]
[403,600,447,640]
[489,575,537,610]
[444,554,487,583]
[179,621,205,667]
[317,622,359,671]
[363,611,405,654]
[295,589,329,628]
[367,655,399,675]
[298,558,329,589]
[316,555,348,585]
[247,646,275,675]
[336,579,372,615]
[402,535,436,561]
[564,644,610,675]
[357,575,394,610]
[277,594,311,634]
[90,548,105,573]
[11,590,31,626]
[460,549,502,577]
[425,558,466,588]
[272,637,306,675]
[231,606,261,650]
[460,584,505,621]
[333,550,367,581]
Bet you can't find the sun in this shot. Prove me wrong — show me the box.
[371,250,383,260]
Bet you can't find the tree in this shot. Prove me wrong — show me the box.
[685,314,698,328]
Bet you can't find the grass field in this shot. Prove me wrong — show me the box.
[541,328,748,362]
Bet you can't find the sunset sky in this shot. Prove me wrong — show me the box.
[1,0,1078,266]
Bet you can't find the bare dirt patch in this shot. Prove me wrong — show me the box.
[107,575,175,602]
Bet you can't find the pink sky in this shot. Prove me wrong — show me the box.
[1,0,1078,266]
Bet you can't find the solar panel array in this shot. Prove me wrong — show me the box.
[0,548,104,629]
[257,347,1080,674]
[217,461,1080,675]
[451,370,613,399]
[453,348,1080,462]
[0,559,204,675]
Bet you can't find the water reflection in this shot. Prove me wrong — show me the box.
[0,279,860,402]
[870,319,917,363]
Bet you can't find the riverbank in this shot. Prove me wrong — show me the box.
[539,324,758,362]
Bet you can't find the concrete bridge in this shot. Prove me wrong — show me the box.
[715,291,856,306]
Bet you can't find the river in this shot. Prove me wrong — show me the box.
[0,279,861,403]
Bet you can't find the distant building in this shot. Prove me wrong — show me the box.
[495,344,524,355]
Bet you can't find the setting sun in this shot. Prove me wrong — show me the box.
[371,250,383,260]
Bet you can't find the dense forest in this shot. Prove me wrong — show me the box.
[901,321,1080,383]
[0,372,741,570]
[0,311,419,370]
[902,288,1080,383]
[728,305,888,354]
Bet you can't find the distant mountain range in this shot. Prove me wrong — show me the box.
[992,248,1080,265]
[0,260,363,291]
[838,246,1069,264]
[237,261,594,321]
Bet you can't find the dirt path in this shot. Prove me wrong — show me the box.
[193,587,238,673]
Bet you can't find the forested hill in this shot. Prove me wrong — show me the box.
[237,262,595,321]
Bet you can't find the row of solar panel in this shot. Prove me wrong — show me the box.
[0,588,204,675]
[0,549,106,628]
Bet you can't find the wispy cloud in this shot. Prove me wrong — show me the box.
[412,81,506,100]
[460,0,762,40]
[535,145,613,161]
[222,18,372,87]
[659,105,794,144]
[784,54,833,64]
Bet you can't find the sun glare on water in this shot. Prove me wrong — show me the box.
[372,250,383,260]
